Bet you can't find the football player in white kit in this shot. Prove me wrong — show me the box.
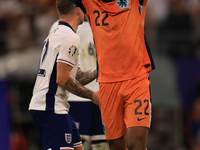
[49,17,108,150]
[29,0,99,150]
[49,20,108,150]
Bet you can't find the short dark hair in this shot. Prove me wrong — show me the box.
[56,0,75,15]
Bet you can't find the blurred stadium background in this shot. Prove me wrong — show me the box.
[0,0,200,150]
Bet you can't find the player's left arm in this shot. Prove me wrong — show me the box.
[75,67,97,86]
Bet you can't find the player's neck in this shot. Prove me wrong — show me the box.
[59,18,79,33]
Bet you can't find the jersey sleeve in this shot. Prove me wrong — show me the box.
[57,35,80,67]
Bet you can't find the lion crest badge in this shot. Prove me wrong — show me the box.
[116,0,129,9]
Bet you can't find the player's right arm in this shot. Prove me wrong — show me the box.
[56,62,99,105]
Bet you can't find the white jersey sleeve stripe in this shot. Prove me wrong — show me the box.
[57,59,74,67]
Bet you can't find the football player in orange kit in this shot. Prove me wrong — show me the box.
[67,0,155,149]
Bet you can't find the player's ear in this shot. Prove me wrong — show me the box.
[75,7,82,19]
[76,7,81,16]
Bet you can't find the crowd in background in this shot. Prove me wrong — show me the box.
[0,0,200,57]
[0,0,57,55]
[1,0,200,150]
[146,0,200,58]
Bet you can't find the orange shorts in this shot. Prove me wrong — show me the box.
[99,73,152,140]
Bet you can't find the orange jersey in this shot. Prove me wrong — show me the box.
[77,0,155,82]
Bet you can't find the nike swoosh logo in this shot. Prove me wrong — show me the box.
[137,117,146,121]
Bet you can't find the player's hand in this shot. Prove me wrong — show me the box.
[92,91,99,106]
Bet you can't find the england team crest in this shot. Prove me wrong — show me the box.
[65,133,72,144]
[116,0,129,9]
[68,45,77,56]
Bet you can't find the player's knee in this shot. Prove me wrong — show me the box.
[108,136,126,150]
[127,138,146,150]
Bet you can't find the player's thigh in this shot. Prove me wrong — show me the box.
[99,82,126,140]
[126,126,148,150]
[124,73,152,129]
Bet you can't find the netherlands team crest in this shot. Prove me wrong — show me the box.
[116,0,129,9]
[65,133,72,144]
[68,45,77,56]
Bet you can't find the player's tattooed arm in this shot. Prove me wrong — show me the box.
[75,67,97,86]
[57,62,99,105]
[64,77,99,105]
[64,76,93,99]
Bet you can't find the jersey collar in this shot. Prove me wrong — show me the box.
[58,21,75,33]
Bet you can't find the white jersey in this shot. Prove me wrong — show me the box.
[29,21,80,114]
[68,21,99,102]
